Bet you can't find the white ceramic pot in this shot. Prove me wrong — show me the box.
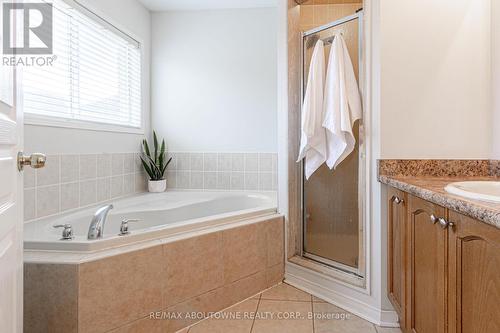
[148,179,166,193]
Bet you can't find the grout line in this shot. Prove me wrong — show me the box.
[34,179,38,218]
[58,156,62,216]
[258,298,313,303]
[77,156,81,208]
[180,281,277,332]
[249,293,261,333]
[311,294,315,333]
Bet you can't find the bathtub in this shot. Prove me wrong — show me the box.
[24,191,277,253]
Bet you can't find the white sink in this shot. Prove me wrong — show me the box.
[445,181,500,203]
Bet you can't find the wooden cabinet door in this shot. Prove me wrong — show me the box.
[408,196,447,333]
[387,187,407,328]
[447,212,500,333]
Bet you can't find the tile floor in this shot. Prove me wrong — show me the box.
[177,283,402,333]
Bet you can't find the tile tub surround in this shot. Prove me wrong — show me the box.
[165,152,278,191]
[24,216,285,333]
[24,153,147,221]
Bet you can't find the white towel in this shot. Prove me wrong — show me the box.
[323,33,362,170]
[297,40,327,179]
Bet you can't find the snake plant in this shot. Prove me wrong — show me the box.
[140,131,172,181]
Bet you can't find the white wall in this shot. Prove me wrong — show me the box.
[151,8,278,153]
[380,0,492,159]
[492,0,500,159]
[24,0,151,154]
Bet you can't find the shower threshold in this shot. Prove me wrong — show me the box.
[302,252,363,278]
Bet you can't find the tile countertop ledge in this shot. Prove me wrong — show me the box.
[379,175,500,230]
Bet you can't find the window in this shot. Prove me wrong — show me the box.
[23,0,142,131]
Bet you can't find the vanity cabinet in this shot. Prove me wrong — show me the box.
[447,212,500,333]
[407,196,447,333]
[385,188,500,333]
[387,187,407,328]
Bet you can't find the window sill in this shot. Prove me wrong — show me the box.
[24,114,145,135]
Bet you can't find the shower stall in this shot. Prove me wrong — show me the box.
[299,10,365,279]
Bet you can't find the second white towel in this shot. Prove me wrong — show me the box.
[322,32,362,170]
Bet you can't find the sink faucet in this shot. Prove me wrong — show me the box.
[88,204,114,240]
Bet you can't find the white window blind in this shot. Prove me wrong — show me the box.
[23,0,142,130]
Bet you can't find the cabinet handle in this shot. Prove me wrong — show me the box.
[392,196,404,205]
[438,217,455,229]
[430,214,438,224]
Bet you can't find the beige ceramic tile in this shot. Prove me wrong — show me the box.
[189,298,259,333]
[375,327,403,333]
[260,283,311,302]
[163,232,224,307]
[36,185,60,217]
[266,217,285,267]
[174,328,189,333]
[79,154,97,180]
[165,287,232,333]
[61,154,79,183]
[36,155,60,186]
[96,177,111,202]
[108,316,166,333]
[78,246,164,333]
[97,153,112,178]
[112,153,125,176]
[24,165,35,188]
[123,173,136,195]
[222,222,266,283]
[24,263,78,333]
[313,302,377,333]
[313,4,331,25]
[79,180,97,206]
[124,153,136,174]
[301,5,314,24]
[252,300,313,333]
[111,175,124,198]
[265,263,284,288]
[24,188,36,220]
[224,270,267,306]
[60,182,79,212]
[135,172,147,192]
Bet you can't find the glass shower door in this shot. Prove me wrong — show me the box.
[301,16,364,277]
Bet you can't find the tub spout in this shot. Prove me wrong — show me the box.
[88,204,114,240]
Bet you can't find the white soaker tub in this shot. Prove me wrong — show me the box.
[24,191,277,253]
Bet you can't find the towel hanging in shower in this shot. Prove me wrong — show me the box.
[322,32,362,170]
[297,40,327,180]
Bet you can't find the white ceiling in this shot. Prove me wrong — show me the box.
[138,0,278,11]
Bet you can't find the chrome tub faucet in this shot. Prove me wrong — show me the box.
[87,204,114,240]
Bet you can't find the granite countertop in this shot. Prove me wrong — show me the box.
[379,175,500,229]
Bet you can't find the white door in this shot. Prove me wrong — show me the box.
[0,2,23,331]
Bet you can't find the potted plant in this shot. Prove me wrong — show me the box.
[141,131,172,192]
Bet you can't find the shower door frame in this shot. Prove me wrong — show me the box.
[299,10,366,279]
